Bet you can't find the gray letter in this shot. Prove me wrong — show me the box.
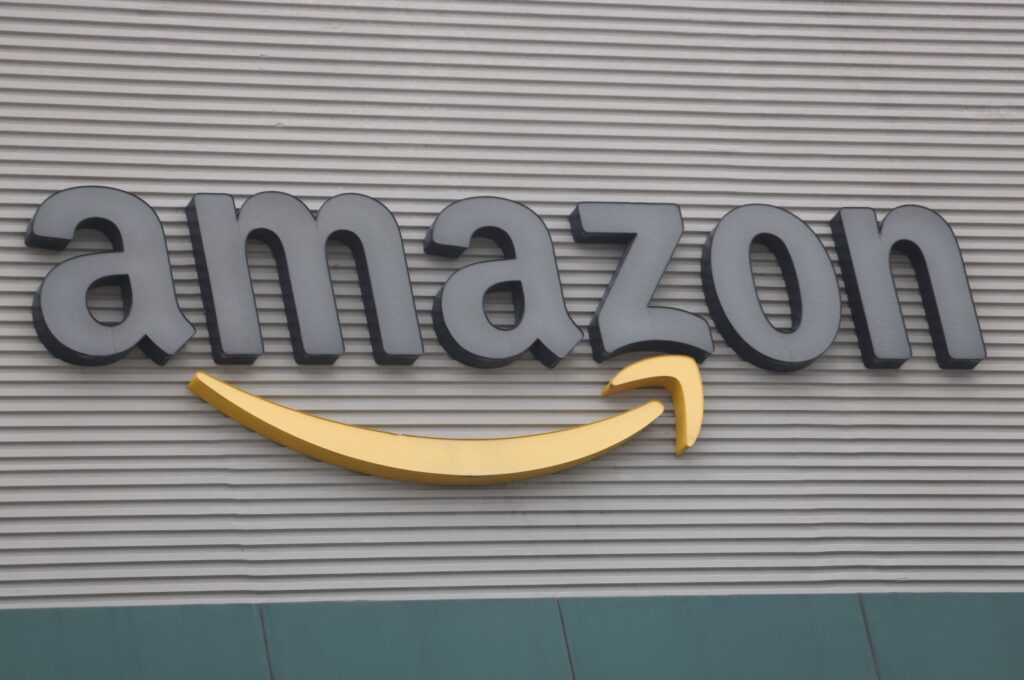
[426,197,582,367]
[570,202,713,362]
[25,186,194,365]
[701,204,841,372]
[186,192,422,365]
[830,205,984,369]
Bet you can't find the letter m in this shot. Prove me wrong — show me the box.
[187,192,422,365]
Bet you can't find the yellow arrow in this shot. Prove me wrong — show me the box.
[188,355,703,485]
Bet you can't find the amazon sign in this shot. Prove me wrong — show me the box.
[22,187,986,484]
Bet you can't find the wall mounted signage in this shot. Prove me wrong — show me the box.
[26,187,985,372]
[22,187,986,484]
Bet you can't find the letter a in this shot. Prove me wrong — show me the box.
[26,186,194,365]
[427,197,582,367]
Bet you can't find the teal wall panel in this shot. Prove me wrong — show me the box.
[559,594,878,680]
[0,604,270,680]
[862,593,1024,680]
[4,593,1024,679]
[262,599,573,680]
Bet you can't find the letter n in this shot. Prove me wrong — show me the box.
[830,205,984,369]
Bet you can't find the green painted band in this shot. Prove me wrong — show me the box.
[1,593,1022,680]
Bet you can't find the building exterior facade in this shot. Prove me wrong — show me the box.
[1,1,1022,677]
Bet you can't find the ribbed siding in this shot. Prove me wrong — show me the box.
[1,0,1022,607]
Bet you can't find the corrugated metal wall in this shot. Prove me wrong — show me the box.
[1,0,1022,608]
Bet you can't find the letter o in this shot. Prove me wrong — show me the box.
[701,204,841,371]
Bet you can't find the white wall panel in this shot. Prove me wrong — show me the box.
[0,0,1022,607]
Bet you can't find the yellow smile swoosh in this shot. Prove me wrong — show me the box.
[188,355,703,485]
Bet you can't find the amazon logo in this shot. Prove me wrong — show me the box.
[188,355,702,485]
[23,187,985,484]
